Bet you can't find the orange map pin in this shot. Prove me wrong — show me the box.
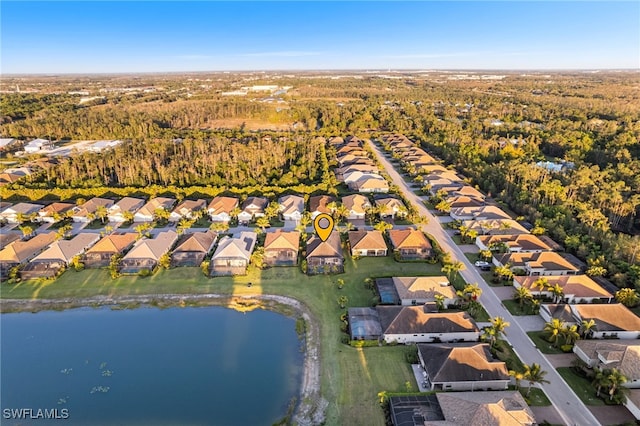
[313,213,334,242]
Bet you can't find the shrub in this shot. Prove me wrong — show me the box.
[138,268,151,277]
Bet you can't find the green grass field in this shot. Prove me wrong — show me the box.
[556,367,605,406]
[526,331,566,355]
[517,387,551,406]
[2,255,442,426]
[503,299,537,316]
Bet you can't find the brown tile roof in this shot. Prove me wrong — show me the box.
[377,307,479,335]
[171,199,207,215]
[575,340,640,382]
[86,233,138,254]
[264,231,300,251]
[211,232,256,260]
[0,232,57,263]
[392,276,455,300]
[495,252,579,272]
[207,196,239,214]
[173,231,217,253]
[418,343,509,383]
[463,219,529,235]
[514,276,612,299]
[478,234,552,252]
[32,233,100,263]
[0,232,21,250]
[433,391,534,426]
[308,195,335,214]
[342,194,370,214]
[73,197,114,217]
[306,231,343,259]
[137,197,176,217]
[388,229,432,250]
[109,197,145,214]
[541,304,574,323]
[122,230,178,261]
[572,304,640,332]
[39,202,74,215]
[348,230,387,251]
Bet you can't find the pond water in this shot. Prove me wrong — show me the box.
[1,306,303,425]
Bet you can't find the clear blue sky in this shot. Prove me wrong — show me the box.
[2,1,639,73]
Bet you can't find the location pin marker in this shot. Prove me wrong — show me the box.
[313,213,334,242]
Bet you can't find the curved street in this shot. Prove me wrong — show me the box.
[367,138,601,426]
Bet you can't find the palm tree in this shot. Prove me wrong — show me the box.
[483,316,510,347]
[123,210,135,223]
[591,367,608,397]
[494,264,513,282]
[95,205,108,224]
[562,324,580,346]
[441,261,464,282]
[255,216,270,233]
[548,283,565,303]
[509,369,524,390]
[615,288,639,308]
[333,205,349,223]
[532,277,548,299]
[458,225,470,243]
[434,294,445,311]
[543,318,566,348]
[337,295,348,309]
[513,286,532,308]
[523,363,550,397]
[579,319,597,339]
[478,249,492,261]
[435,200,451,214]
[265,202,280,220]
[19,224,34,238]
[607,368,627,401]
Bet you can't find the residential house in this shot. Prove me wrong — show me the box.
[341,194,371,220]
[71,197,114,223]
[417,343,510,391]
[348,307,383,340]
[388,229,432,260]
[348,230,387,257]
[376,306,480,344]
[305,231,344,274]
[574,340,640,388]
[263,230,300,266]
[463,219,529,236]
[107,197,145,222]
[23,138,53,153]
[447,195,486,209]
[625,390,640,421]
[570,304,640,339]
[493,252,580,276]
[21,233,100,279]
[388,395,445,425]
[133,197,176,223]
[392,276,455,307]
[343,171,377,186]
[539,304,575,324]
[450,205,511,221]
[0,232,57,279]
[0,172,25,185]
[119,230,178,273]
[237,197,268,225]
[171,231,217,267]
[374,197,407,219]
[37,202,74,223]
[207,196,239,223]
[209,231,257,276]
[477,234,553,253]
[441,185,485,201]
[432,391,535,425]
[83,233,138,268]
[169,199,207,222]
[335,164,378,181]
[0,202,44,223]
[309,195,335,219]
[0,232,21,250]
[278,195,305,223]
[352,175,389,193]
[513,275,613,303]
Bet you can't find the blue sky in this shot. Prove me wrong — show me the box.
[2,1,639,73]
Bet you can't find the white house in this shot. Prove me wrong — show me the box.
[237,197,268,225]
[134,197,175,223]
[0,202,44,223]
[341,194,370,220]
[574,340,640,388]
[278,195,305,222]
[107,197,145,222]
[23,138,53,153]
[207,196,239,223]
[391,276,455,307]
[570,304,640,340]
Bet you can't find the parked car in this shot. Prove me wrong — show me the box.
[474,260,490,267]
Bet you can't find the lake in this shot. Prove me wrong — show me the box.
[1,306,304,425]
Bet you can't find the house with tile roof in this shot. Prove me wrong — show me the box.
[0,232,57,280]
[513,275,613,303]
[107,197,146,222]
[169,199,207,222]
[37,202,75,223]
[429,391,535,425]
[417,343,510,391]
[21,233,100,279]
[133,197,176,223]
[391,276,455,307]
[207,196,239,223]
[263,230,300,266]
[493,252,580,276]
[119,230,178,273]
[278,195,305,222]
[450,205,511,221]
[305,231,344,274]
[374,197,406,219]
[570,304,640,339]
[237,197,268,225]
[574,340,640,388]
[209,232,257,276]
[462,219,529,236]
[387,229,432,260]
[0,202,44,223]
[625,390,640,421]
[308,195,335,219]
[341,194,371,220]
[0,232,21,250]
[171,231,217,267]
[83,232,138,268]
[477,234,553,253]
[376,306,480,344]
[71,197,114,223]
[348,230,387,257]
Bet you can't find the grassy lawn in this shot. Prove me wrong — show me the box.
[2,254,441,426]
[556,367,605,406]
[503,299,537,316]
[526,331,565,355]
[84,219,107,230]
[494,339,524,372]
[516,386,551,406]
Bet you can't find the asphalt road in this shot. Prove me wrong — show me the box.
[367,138,600,426]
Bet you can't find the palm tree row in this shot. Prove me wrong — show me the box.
[509,362,550,397]
[543,318,589,348]
[591,367,628,403]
